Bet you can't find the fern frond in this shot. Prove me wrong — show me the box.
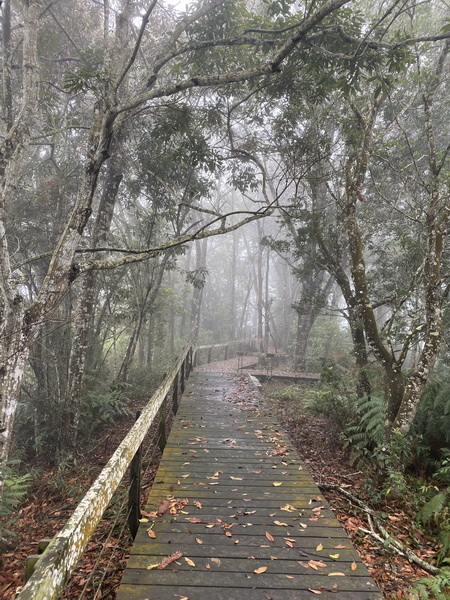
[417,490,449,524]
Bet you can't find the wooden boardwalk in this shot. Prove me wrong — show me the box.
[117,371,382,600]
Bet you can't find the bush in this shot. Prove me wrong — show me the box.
[0,460,31,543]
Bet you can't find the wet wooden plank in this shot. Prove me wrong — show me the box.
[117,371,382,600]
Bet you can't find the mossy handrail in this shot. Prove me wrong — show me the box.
[17,338,258,600]
[16,345,194,600]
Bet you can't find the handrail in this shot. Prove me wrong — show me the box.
[17,338,258,599]
[17,345,194,600]
[196,337,259,350]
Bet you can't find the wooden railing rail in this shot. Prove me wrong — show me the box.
[193,337,259,367]
[17,345,194,600]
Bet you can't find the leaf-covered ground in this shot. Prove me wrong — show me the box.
[0,359,443,599]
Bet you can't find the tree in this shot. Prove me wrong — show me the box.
[1,0,357,487]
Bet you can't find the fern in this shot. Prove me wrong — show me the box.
[417,490,449,524]
[406,567,450,599]
[0,461,32,541]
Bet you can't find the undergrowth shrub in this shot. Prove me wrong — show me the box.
[0,459,31,543]
[78,379,132,441]
[14,380,131,463]
[406,567,450,599]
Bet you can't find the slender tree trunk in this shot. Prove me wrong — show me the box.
[190,238,208,343]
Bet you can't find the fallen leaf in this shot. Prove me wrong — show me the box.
[230,476,243,480]
[316,544,323,551]
[194,501,202,509]
[147,529,156,539]
[187,517,202,524]
[330,554,340,559]
[328,572,345,576]
[254,566,268,574]
[139,518,149,523]
[299,523,308,529]
[157,551,183,569]
[195,538,203,544]
[334,545,346,549]
[185,557,196,567]
[265,532,275,542]
[146,563,159,570]
[225,531,232,537]
[308,589,322,595]
[273,482,283,487]
[351,561,357,571]
[274,521,288,527]
[211,558,221,566]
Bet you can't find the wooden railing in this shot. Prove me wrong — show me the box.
[17,345,194,600]
[17,338,258,600]
[193,338,259,366]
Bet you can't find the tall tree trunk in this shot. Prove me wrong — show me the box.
[65,134,124,447]
[190,238,208,344]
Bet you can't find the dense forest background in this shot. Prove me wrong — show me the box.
[1,0,450,596]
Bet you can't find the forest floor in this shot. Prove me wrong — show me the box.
[0,357,442,600]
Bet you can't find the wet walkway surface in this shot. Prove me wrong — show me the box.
[116,371,382,600]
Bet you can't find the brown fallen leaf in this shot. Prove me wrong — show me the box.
[195,538,203,544]
[265,532,275,542]
[308,589,322,595]
[316,543,323,551]
[254,566,268,574]
[328,572,345,576]
[157,551,183,569]
[147,529,156,539]
[184,557,195,567]
[273,482,283,487]
[274,521,288,527]
[225,531,232,537]
[351,561,357,571]
[194,501,202,509]
[187,517,202,523]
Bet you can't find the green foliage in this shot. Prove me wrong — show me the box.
[414,379,450,452]
[301,363,356,427]
[417,490,449,525]
[406,567,450,600]
[0,461,32,541]
[78,380,132,440]
[63,47,106,94]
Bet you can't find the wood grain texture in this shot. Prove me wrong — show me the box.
[116,371,382,600]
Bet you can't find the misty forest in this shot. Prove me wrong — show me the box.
[1,0,450,598]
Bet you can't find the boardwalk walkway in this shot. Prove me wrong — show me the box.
[117,371,381,600]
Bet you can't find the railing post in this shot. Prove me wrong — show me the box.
[186,348,192,377]
[158,396,167,453]
[172,371,179,414]
[24,539,52,583]
[180,358,186,393]
[128,410,142,539]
